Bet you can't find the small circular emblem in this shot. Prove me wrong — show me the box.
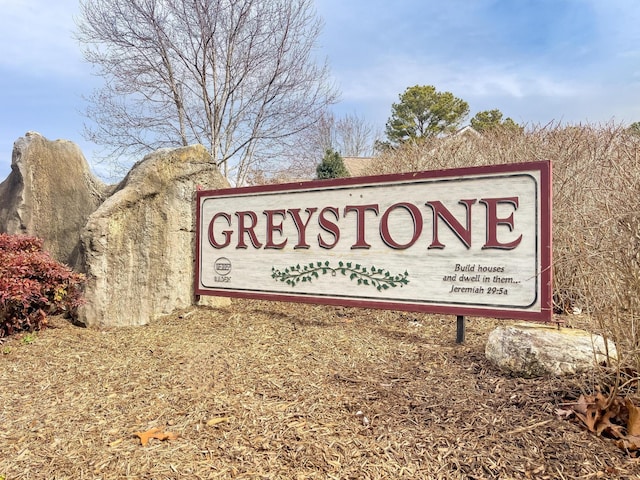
[214,257,232,276]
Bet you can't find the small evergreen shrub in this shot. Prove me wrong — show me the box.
[0,234,85,337]
[316,148,350,179]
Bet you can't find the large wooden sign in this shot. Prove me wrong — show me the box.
[196,161,552,321]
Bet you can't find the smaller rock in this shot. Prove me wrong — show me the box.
[485,323,616,377]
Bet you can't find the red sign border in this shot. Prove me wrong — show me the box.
[195,160,552,322]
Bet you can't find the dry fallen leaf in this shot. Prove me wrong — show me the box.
[594,391,609,409]
[626,399,640,436]
[574,394,589,415]
[554,408,574,419]
[574,405,599,433]
[617,435,640,451]
[596,407,622,438]
[134,427,178,446]
[206,417,231,427]
[569,393,640,454]
[571,392,618,436]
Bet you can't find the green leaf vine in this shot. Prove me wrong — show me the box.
[271,260,409,291]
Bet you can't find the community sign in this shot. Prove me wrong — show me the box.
[195,161,552,322]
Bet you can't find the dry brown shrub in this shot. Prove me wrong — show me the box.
[372,122,640,376]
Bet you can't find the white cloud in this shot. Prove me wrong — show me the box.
[337,54,590,104]
[319,0,640,128]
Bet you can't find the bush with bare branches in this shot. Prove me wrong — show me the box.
[372,123,640,373]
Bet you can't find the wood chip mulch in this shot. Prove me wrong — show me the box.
[1,299,639,479]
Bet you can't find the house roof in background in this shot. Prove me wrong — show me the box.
[342,156,375,177]
[453,125,481,137]
[342,126,481,177]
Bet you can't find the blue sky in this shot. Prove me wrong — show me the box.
[1,0,639,180]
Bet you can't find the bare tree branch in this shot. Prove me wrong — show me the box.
[76,0,338,184]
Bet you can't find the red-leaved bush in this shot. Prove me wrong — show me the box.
[0,233,85,337]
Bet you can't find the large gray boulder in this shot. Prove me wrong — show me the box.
[0,132,108,268]
[77,144,230,327]
[486,323,616,377]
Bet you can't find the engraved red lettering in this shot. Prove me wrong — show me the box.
[344,204,379,249]
[264,209,287,249]
[480,197,522,249]
[380,202,423,249]
[317,206,340,249]
[426,199,476,249]
[208,212,232,248]
[235,210,262,249]
[288,208,318,249]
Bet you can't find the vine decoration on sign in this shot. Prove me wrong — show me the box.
[271,261,409,291]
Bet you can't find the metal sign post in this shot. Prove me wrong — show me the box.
[456,315,466,344]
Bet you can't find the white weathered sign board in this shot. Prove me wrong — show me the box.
[196,161,552,321]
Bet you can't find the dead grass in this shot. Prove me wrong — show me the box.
[1,299,638,479]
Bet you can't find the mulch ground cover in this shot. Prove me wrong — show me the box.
[1,299,639,479]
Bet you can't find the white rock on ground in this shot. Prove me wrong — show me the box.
[485,323,617,377]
